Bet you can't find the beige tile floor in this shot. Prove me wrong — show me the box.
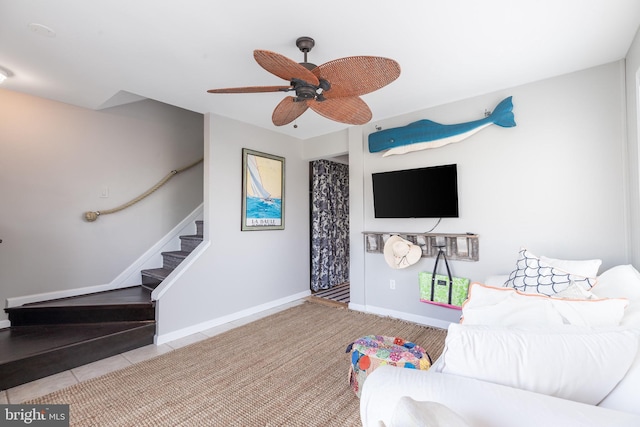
[0,299,304,404]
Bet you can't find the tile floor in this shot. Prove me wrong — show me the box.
[0,299,304,404]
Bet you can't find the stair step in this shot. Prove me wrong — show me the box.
[5,286,154,326]
[161,250,190,270]
[195,220,203,236]
[0,321,155,389]
[140,267,173,289]
[180,234,203,252]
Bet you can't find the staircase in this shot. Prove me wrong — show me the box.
[0,220,203,390]
[140,220,203,290]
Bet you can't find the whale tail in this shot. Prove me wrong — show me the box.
[491,96,516,128]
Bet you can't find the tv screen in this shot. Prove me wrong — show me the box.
[372,164,459,218]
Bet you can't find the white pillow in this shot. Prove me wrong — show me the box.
[439,323,638,405]
[593,264,640,302]
[504,248,596,295]
[553,282,598,299]
[462,282,628,328]
[387,397,471,427]
[539,255,602,278]
[592,265,640,329]
[462,283,564,327]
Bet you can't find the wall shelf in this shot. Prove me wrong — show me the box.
[363,231,479,262]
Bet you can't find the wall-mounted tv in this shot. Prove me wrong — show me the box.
[372,164,459,218]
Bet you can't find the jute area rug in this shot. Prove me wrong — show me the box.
[30,301,447,426]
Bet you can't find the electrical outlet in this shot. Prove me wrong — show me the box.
[390,279,396,290]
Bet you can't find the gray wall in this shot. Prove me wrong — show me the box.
[156,114,310,340]
[306,61,630,327]
[0,90,203,323]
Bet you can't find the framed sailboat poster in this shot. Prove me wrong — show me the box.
[241,148,285,231]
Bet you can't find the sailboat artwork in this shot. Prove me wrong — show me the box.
[242,148,285,231]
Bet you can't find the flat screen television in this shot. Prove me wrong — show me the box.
[372,164,459,218]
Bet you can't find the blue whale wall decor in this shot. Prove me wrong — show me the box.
[368,96,516,156]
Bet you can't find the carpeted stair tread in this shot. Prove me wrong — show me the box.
[140,267,173,280]
[162,250,191,257]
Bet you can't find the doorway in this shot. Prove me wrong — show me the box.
[309,158,350,302]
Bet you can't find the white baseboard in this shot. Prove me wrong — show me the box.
[154,290,311,345]
[6,204,203,309]
[0,320,10,329]
[348,303,452,330]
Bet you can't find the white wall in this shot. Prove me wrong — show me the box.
[626,27,640,267]
[155,114,310,341]
[0,90,203,322]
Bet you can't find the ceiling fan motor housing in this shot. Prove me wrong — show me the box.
[291,78,331,102]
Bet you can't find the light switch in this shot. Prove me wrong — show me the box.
[100,186,109,198]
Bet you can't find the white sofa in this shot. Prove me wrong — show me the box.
[360,260,640,427]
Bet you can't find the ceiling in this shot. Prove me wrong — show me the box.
[1,0,639,140]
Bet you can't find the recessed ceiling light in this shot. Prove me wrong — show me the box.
[28,23,56,38]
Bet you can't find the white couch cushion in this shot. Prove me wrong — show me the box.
[438,323,638,405]
[386,397,471,427]
[591,264,640,414]
[360,367,640,427]
[462,282,628,328]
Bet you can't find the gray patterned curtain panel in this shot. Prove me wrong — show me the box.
[311,160,350,292]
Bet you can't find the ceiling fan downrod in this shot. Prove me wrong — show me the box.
[296,36,317,70]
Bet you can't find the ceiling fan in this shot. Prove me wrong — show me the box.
[207,37,401,126]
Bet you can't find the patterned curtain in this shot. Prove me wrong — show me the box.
[311,160,350,292]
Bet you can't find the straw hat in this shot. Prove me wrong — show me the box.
[384,235,422,269]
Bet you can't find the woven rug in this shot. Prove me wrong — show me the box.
[30,301,447,426]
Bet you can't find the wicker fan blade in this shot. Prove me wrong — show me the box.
[207,85,292,94]
[313,56,400,98]
[254,50,319,86]
[272,96,309,126]
[308,96,372,125]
